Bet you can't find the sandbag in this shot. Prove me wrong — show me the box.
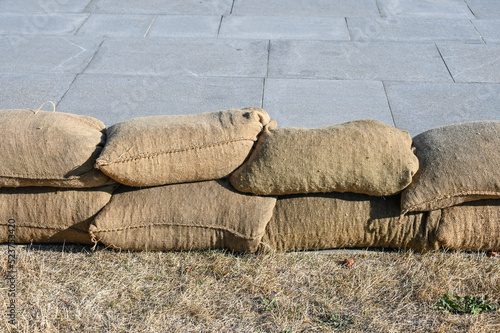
[260,193,441,253]
[401,121,500,213]
[95,108,271,187]
[89,179,277,253]
[0,109,111,188]
[437,200,500,251]
[0,185,116,244]
[230,120,419,196]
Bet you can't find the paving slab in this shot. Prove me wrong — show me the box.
[385,81,500,136]
[76,14,154,37]
[85,0,232,15]
[347,17,482,43]
[0,73,76,110]
[466,0,500,19]
[471,20,500,43]
[219,15,349,41]
[377,0,474,19]
[147,15,221,38]
[57,74,263,125]
[0,36,102,74]
[0,0,91,13]
[437,44,500,83]
[232,0,379,17]
[268,41,452,82]
[263,79,393,128]
[0,13,88,36]
[84,38,268,77]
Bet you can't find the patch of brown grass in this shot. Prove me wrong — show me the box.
[1,245,499,332]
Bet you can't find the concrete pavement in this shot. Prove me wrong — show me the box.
[0,0,499,135]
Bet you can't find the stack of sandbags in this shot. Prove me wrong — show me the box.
[0,108,116,244]
[1,104,497,254]
[401,121,500,252]
[230,119,434,252]
[90,108,276,252]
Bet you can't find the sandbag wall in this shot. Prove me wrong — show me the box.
[0,107,498,253]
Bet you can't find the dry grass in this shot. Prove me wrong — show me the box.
[1,245,499,332]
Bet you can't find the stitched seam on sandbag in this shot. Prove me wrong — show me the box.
[0,224,70,231]
[93,222,264,240]
[0,166,101,180]
[97,137,256,166]
[404,190,500,211]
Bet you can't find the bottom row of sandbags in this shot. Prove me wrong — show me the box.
[1,180,499,253]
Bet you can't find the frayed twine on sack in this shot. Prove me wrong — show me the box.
[89,229,100,251]
[259,241,275,253]
[30,101,56,114]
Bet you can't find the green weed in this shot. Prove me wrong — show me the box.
[432,291,499,314]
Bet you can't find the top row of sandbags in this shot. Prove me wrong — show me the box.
[230,119,500,212]
[0,107,269,188]
[231,119,500,212]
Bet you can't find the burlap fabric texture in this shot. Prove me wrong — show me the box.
[89,179,277,253]
[96,108,271,187]
[401,121,500,213]
[0,185,116,244]
[437,199,500,251]
[230,119,419,196]
[260,192,441,253]
[0,109,111,188]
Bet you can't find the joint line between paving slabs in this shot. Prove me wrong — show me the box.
[470,20,486,44]
[73,13,91,36]
[465,1,478,19]
[216,16,224,38]
[344,17,352,41]
[80,38,105,73]
[435,44,456,83]
[374,0,384,18]
[55,73,79,109]
[382,81,397,128]
[144,16,157,38]
[261,78,266,109]
[230,0,235,14]
[82,0,93,13]
[265,40,271,77]
[56,38,105,109]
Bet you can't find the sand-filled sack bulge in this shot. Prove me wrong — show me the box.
[260,193,441,253]
[437,199,500,251]
[230,120,419,196]
[96,108,271,187]
[0,109,111,187]
[401,121,500,213]
[0,185,115,244]
[89,179,277,253]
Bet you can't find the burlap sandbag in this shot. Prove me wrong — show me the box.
[230,120,419,196]
[89,179,277,253]
[95,108,271,187]
[260,193,441,253]
[437,200,500,251]
[0,109,111,187]
[0,185,116,244]
[401,121,500,213]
